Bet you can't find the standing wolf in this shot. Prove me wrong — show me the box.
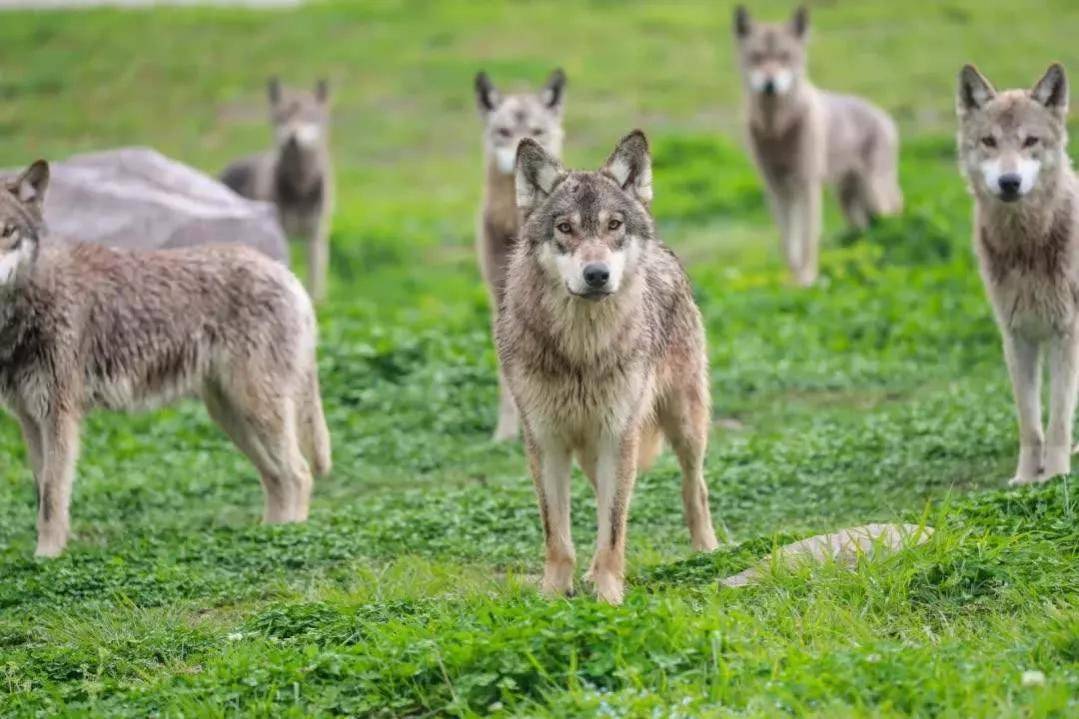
[474,68,567,441]
[733,5,902,286]
[956,63,1079,486]
[221,78,334,302]
[0,160,331,557]
[498,131,721,605]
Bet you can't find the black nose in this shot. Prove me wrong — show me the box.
[583,263,610,289]
[763,79,776,95]
[999,174,1022,196]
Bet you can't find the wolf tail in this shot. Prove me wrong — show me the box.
[298,368,332,477]
[637,423,665,473]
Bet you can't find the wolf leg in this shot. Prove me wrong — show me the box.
[788,183,821,286]
[838,173,871,230]
[1003,332,1045,485]
[526,430,575,596]
[588,430,639,605]
[493,369,520,442]
[15,410,44,482]
[660,388,720,553]
[35,411,81,557]
[306,219,330,304]
[1044,333,1079,479]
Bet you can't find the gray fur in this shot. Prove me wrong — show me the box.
[957,63,1079,487]
[0,160,331,557]
[220,78,334,302]
[497,132,720,605]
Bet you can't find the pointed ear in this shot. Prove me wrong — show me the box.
[540,68,566,111]
[315,78,330,104]
[734,5,751,38]
[790,6,809,38]
[267,77,282,106]
[601,130,653,208]
[8,160,49,207]
[1032,63,1068,116]
[474,71,501,114]
[515,139,565,219]
[957,65,996,115]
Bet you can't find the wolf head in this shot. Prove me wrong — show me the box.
[475,69,566,176]
[957,64,1069,204]
[0,160,47,292]
[515,130,654,301]
[733,5,809,98]
[267,78,330,154]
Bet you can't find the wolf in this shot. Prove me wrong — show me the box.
[0,160,331,557]
[221,78,334,302]
[497,131,721,605]
[956,63,1079,486]
[733,5,902,286]
[474,68,566,441]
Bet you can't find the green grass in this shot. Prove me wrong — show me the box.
[1,1,1078,716]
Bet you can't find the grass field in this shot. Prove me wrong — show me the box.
[1,1,1078,716]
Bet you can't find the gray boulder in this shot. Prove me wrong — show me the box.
[10,147,288,262]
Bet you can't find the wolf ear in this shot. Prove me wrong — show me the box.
[315,78,330,104]
[475,71,501,114]
[1032,63,1068,116]
[790,6,809,38]
[541,68,566,111]
[601,130,653,208]
[8,160,49,207]
[734,5,751,38]
[957,65,996,115]
[267,77,282,106]
[515,139,565,219]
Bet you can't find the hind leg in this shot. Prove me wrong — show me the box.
[205,383,312,523]
[659,385,719,552]
[838,173,871,231]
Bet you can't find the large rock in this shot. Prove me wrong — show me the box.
[10,147,288,262]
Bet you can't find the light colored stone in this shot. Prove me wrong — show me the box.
[6,147,287,262]
[720,523,934,588]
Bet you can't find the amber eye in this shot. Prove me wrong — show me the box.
[1023,136,1039,148]
[980,136,997,148]
[608,219,623,231]
[496,127,512,139]
[556,221,572,234]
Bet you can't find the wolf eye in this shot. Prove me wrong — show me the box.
[607,219,623,231]
[0,225,12,238]
[531,128,545,137]
[1023,136,1040,148]
[496,127,512,139]
[556,221,572,234]
[980,136,997,148]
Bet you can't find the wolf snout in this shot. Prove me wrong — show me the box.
[583,262,611,289]
[763,78,777,96]
[998,173,1022,201]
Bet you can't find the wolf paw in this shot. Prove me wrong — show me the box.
[592,572,625,606]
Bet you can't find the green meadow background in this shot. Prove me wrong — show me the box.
[0,1,1077,716]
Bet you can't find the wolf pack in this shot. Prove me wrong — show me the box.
[1,6,1076,605]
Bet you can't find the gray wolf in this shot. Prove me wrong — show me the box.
[957,63,1079,486]
[221,78,334,302]
[734,5,902,285]
[497,131,720,605]
[474,68,566,441]
[0,160,331,557]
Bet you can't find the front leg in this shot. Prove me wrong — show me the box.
[588,429,640,605]
[1044,331,1079,479]
[764,185,795,273]
[306,215,330,304]
[1002,332,1044,486]
[524,429,575,597]
[14,409,44,481]
[789,180,822,287]
[36,410,82,557]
